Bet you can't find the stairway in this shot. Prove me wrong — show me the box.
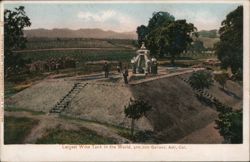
[50,82,87,113]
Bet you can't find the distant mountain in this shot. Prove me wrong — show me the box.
[24,28,137,40]
[198,29,219,38]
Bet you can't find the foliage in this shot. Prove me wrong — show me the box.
[160,20,196,64]
[188,40,205,53]
[4,6,31,73]
[189,71,213,90]
[147,11,175,31]
[215,6,243,78]
[124,98,152,136]
[215,108,242,144]
[136,11,197,65]
[136,25,148,47]
[124,98,152,120]
[4,116,39,144]
[36,127,115,144]
[214,72,228,89]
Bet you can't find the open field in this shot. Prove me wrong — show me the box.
[25,38,137,50]
[15,38,216,64]
[19,49,136,63]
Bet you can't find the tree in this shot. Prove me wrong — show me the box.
[145,11,175,58]
[137,11,197,64]
[4,6,31,75]
[215,6,243,79]
[136,25,148,47]
[188,40,205,54]
[160,20,196,65]
[189,71,213,90]
[147,11,175,31]
[124,98,152,137]
[215,108,242,143]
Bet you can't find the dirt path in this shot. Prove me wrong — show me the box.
[5,111,131,144]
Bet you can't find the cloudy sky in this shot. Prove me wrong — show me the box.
[4,2,241,32]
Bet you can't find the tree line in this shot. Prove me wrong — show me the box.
[137,6,243,79]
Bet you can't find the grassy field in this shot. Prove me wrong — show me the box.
[25,38,137,49]
[20,49,136,63]
[36,127,115,144]
[20,38,216,62]
[4,116,39,144]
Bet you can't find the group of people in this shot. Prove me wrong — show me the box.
[103,61,128,84]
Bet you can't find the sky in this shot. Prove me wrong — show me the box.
[4,2,241,32]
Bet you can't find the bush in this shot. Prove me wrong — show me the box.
[124,98,152,137]
[215,109,242,143]
[189,71,213,90]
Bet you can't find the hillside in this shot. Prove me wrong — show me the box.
[24,28,137,40]
[198,36,220,49]
[196,29,220,49]
[6,70,242,143]
[198,29,219,38]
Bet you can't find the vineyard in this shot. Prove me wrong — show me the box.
[25,38,137,50]
[16,38,217,64]
[19,50,136,64]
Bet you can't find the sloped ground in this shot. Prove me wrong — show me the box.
[4,111,130,144]
[5,79,74,112]
[207,80,242,110]
[176,122,224,144]
[64,83,153,131]
[180,73,242,110]
[130,74,219,143]
[5,70,243,143]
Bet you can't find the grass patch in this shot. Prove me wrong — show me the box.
[59,114,130,133]
[4,116,39,144]
[36,126,115,144]
[4,82,18,98]
[118,130,155,143]
[5,105,45,115]
[4,72,48,99]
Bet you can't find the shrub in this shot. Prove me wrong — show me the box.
[124,98,152,137]
[215,109,242,143]
[189,71,213,90]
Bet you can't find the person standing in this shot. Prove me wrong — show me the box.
[123,67,129,84]
[103,62,109,78]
